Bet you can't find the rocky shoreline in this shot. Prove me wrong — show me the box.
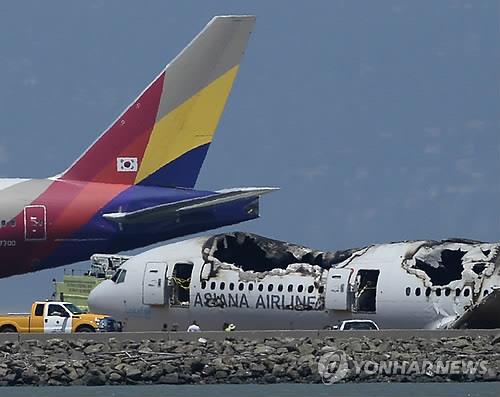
[0,334,499,386]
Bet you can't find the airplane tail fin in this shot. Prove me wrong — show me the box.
[60,15,256,188]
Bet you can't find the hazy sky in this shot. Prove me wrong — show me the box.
[0,1,499,311]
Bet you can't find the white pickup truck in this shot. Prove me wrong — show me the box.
[334,320,380,330]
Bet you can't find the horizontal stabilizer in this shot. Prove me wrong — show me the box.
[447,288,500,329]
[103,187,278,224]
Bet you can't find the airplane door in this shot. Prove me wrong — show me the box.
[143,262,167,305]
[24,205,47,241]
[325,268,353,310]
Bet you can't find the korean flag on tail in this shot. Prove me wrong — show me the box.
[117,157,138,172]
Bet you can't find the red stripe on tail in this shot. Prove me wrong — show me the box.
[61,72,165,185]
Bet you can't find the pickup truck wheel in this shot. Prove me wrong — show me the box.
[76,325,95,333]
[0,325,17,333]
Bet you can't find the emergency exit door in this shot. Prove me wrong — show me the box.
[24,205,47,241]
[142,262,167,305]
[325,268,353,310]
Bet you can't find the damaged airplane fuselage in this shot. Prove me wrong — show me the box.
[88,232,500,331]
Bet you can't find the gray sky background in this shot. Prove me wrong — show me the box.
[0,1,499,311]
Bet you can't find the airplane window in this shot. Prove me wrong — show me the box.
[0,220,5,227]
[298,285,304,293]
[9,220,15,227]
[201,281,207,289]
[258,284,264,292]
[210,281,216,290]
[116,270,127,284]
[435,288,441,297]
[445,288,451,297]
[405,287,411,296]
[308,285,314,294]
[111,269,122,283]
[415,287,421,296]
[238,283,244,291]
[248,283,254,291]
[425,287,431,297]
[220,282,225,291]
[268,284,274,292]
[463,288,470,297]
[277,284,283,292]
[229,283,235,291]
[318,286,324,294]
[455,288,461,297]
[287,284,293,293]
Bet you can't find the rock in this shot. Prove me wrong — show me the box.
[84,344,104,354]
[297,343,315,355]
[263,374,277,383]
[492,333,500,345]
[83,369,106,386]
[70,350,85,360]
[202,365,216,377]
[286,368,300,380]
[254,345,276,355]
[143,366,163,381]
[21,368,39,384]
[349,340,363,353]
[271,364,285,377]
[447,338,471,349]
[215,370,228,379]
[223,346,235,355]
[161,362,177,374]
[235,368,252,379]
[4,372,17,384]
[159,373,179,384]
[124,365,142,380]
[375,341,391,353]
[68,340,85,349]
[249,362,266,374]
[34,362,46,371]
[109,372,123,382]
[190,358,205,372]
[66,368,80,382]
[49,368,66,381]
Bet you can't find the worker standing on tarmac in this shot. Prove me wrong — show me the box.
[224,322,236,332]
[187,320,201,332]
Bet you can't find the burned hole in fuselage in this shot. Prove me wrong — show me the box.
[414,249,465,286]
[203,232,355,272]
[472,263,486,275]
[210,233,294,271]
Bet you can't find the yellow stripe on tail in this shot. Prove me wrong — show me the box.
[135,65,240,184]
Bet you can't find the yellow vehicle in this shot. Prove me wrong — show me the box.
[0,301,118,333]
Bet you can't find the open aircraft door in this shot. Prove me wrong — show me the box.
[142,262,167,305]
[325,267,353,311]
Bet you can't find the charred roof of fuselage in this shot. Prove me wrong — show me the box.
[202,232,360,272]
[201,233,500,283]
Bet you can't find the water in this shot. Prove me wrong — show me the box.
[0,383,499,397]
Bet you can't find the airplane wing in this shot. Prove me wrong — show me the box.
[446,288,500,329]
[102,187,278,224]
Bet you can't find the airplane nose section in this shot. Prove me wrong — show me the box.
[88,280,117,315]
